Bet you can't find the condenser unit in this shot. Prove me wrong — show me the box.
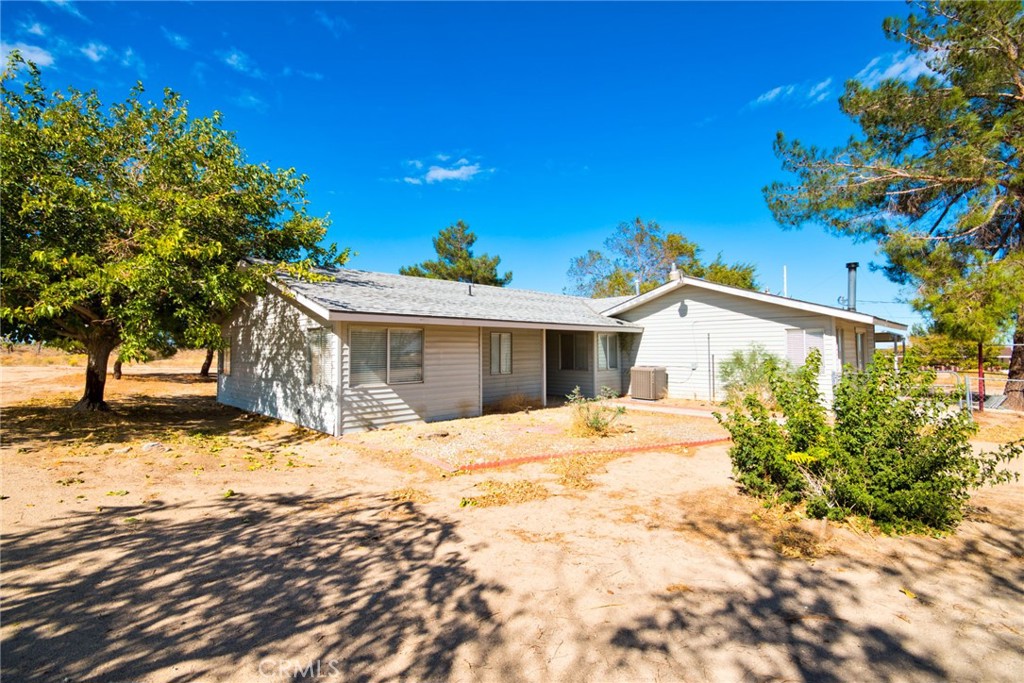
[630,366,667,400]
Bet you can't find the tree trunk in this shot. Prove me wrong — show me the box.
[113,358,123,380]
[199,348,215,378]
[1004,312,1024,411]
[73,339,116,411]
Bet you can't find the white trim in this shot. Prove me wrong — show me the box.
[601,277,907,331]
[334,321,344,437]
[325,310,642,333]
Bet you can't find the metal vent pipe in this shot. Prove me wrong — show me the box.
[846,262,858,311]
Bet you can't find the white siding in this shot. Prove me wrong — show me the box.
[218,293,339,435]
[618,286,840,403]
[340,323,481,433]
[481,327,544,407]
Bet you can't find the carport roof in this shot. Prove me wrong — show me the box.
[277,268,642,332]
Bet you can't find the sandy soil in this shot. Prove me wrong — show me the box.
[1,355,1022,682]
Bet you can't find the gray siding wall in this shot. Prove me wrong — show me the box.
[218,293,338,435]
[595,333,624,396]
[340,323,481,433]
[481,327,544,406]
[619,287,840,402]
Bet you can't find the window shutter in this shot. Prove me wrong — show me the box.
[500,333,512,374]
[307,327,331,387]
[351,327,387,386]
[389,329,424,383]
[786,329,805,365]
[806,330,824,358]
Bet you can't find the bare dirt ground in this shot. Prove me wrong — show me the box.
[2,350,1022,682]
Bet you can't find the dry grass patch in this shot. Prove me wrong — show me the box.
[547,451,621,489]
[390,487,433,504]
[459,479,551,508]
[973,410,1024,444]
[666,583,693,593]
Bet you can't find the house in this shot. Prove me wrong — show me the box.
[217,267,906,435]
[593,270,906,404]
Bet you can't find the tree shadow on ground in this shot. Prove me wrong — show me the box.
[2,492,510,682]
[0,393,324,450]
[595,505,1023,682]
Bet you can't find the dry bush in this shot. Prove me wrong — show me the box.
[459,479,550,507]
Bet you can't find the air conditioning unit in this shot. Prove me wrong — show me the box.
[630,366,667,401]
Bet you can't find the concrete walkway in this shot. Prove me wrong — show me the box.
[609,398,721,420]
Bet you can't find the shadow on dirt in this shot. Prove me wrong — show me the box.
[0,393,324,450]
[2,492,510,682]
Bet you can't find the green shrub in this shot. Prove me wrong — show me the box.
[718,344,791,407]
[715,349,1021,533]
[566,386,626,437]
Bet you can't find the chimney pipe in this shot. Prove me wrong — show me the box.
[669,263,680,281]
[846,262,858,311]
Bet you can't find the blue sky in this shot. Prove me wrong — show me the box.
[1,0,926,327]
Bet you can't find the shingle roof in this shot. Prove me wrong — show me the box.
[586,295,637,314]
[280,268,641,331]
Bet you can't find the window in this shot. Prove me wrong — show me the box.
[350,326,424,386]
[559,332,589,371]
[597,333,618,370]
[855,329,866,371]
[306,327,331,387]
[490,332,512,375]
[222,340,232,376]
[389,328,424,383]
[786,328,824,366]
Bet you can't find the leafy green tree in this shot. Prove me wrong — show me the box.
[0,56,347,410]
[909,323,1002,369]
[399,220,511,286]
[566,217,758,297]
[763,0,1024,407]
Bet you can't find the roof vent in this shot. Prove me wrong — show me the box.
[669,263,681,281]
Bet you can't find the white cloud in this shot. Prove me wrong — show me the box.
[1,41,56,67]
[749,77,834,108]
[753,84,796,106]
[314,10,352,39]
[25,22,47,37]
[219,48,263,78]
[120,47,146,77]
[401,155,492,185]
[161,27,189,50]
[80,41,108,62]
[855,51,938,88]
[232,90,267,112]
[42,0,86,21]
[425,162,482,184]
[808,77,832,97]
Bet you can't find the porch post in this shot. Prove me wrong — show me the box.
[541,328,547,407]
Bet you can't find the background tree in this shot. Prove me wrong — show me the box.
[566,217,759,296]
[0,56,347,410]
[909,323,1004,370]
[763,1,1023,407]
[399,220,511,285]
